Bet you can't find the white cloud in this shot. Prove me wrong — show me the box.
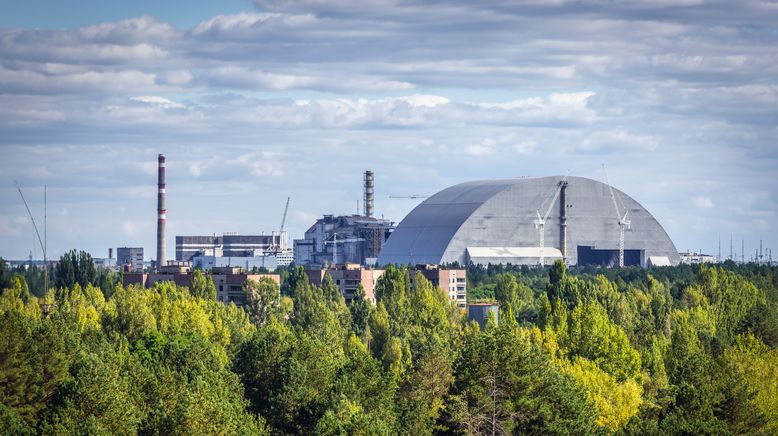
[692,196,715,209]
[130,95,185,109]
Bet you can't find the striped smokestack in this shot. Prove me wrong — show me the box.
[363,170,374,217]
[157,154,166,271]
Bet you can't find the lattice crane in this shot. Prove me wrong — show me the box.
[602,165,630,267]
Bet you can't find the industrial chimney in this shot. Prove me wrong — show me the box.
[157,154,166,271]
[363,170,374,217]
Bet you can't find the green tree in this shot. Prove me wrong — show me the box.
[190,269,216,300]
[349,284,371,337]
[244,277,281,326]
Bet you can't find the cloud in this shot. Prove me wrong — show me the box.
[693,196,715,209]
[130,95,185,109]
[0,2,777,259]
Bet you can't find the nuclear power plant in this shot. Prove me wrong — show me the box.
[377,176,680,267]
[141,156,682,270]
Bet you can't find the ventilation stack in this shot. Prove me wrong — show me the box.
[363,170,374,217]
[559,180,568,262]
[157,154,166,271]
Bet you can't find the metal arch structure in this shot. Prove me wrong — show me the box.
[377,176,679,267]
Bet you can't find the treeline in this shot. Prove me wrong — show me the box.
[1,260,777,434]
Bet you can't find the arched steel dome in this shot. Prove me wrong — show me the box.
[377,176,679,267]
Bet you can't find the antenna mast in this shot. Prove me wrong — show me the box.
[15,182,48,294]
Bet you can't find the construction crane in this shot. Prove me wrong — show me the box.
[533,174,569,266]
[602,165,631,267]
[325,232,365,265]
[280,196,290,231]
[389,194,429,199]
[16,182,48,295]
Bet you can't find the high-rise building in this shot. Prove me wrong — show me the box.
[117,247,144,272]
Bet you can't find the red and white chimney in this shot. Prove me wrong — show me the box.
[156,154,166,271]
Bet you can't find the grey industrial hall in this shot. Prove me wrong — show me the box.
[376,176,680,267]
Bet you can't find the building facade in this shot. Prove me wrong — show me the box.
[176,232,292,266]
[121,265,280,307]
[305,264,385,304]
[294,215,394,267]
[410,264,467,308]
[117,247,144,272]
[304,264,466,307]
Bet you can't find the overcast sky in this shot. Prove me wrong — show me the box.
[1,0,776,262]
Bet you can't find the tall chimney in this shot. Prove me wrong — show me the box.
[157,154,166,271]
[559,180,568,262]
[363,170,374,217]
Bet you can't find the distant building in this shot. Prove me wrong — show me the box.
[304,263,466,307]
[176,232,292,269]
[305,264,385,304]
[176,232,291,262]
[117,247,144,272]
[121,265,280,307]
[294,215,394,267]
[679,251,718,264]
[410,264,467,308]
[192,254,281,272]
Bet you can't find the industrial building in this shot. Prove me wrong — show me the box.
[117,247,144,272]
[377,176,680,267]
[679,251,718,264]
[294,170,394,266]
[294,215,395,266]
[176,232,292,268]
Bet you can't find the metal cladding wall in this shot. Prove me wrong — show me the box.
[377,176,680,266]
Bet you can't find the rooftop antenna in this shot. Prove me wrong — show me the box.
[718,236,721,263]
[15,182,48,295]
[602,165,630,267]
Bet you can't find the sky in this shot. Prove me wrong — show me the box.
[1,0,777,262]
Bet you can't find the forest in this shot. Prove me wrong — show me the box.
[1,252,777,435]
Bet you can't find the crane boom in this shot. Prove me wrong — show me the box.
[280,197,290,231]
[602,165,631,267]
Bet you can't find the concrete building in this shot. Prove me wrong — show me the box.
[410,264,467,308]
[117,247,144,272]
[294,215,395,267]
[192,253,290,272]
[679,251,718,264]
[176,232,292,266]
[122,265,280,307]
[305,264,385,304]
[378,176,680,268]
